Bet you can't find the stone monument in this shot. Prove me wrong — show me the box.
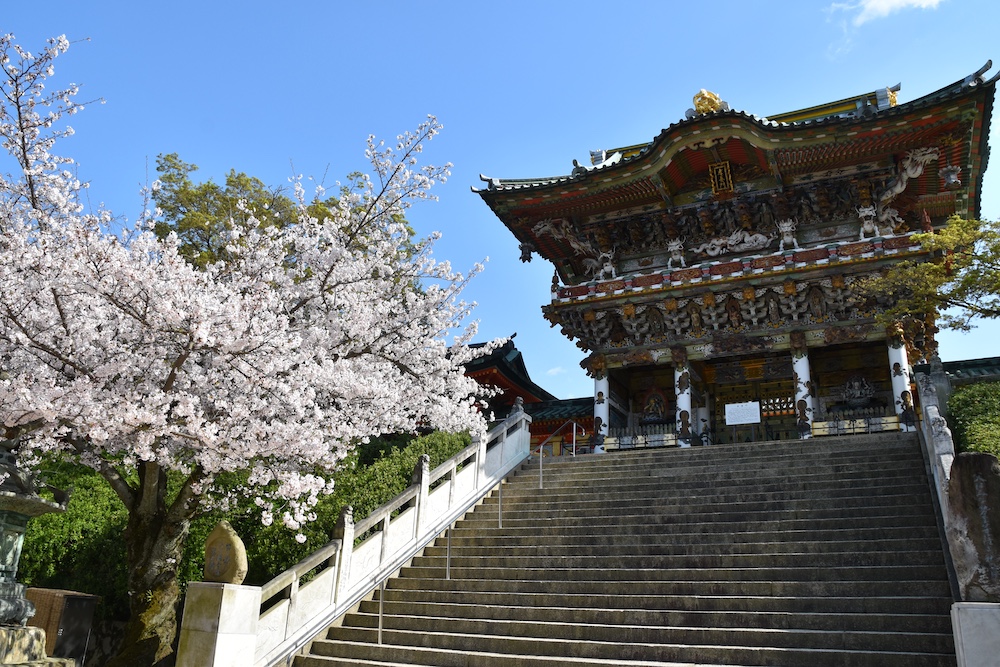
[203,520,248,585]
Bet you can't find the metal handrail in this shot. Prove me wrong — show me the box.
[532,419,587,490]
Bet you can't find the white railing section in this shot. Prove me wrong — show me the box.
[175,408,532,667]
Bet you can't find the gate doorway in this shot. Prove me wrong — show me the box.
[702,355,796,444]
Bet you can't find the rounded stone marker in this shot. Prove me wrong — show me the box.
[203,520,248,584]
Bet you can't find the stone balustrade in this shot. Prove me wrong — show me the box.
[176,408,532,667]
[914,369,1000,667]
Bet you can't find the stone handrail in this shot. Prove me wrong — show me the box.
[175,408,532,667]
[913,368,1000,667]
[914,376,955,521]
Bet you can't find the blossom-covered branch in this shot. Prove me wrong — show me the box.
[0,33,497,666]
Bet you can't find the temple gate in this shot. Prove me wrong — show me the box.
[477,67,996,446]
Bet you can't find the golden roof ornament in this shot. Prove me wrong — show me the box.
[686,89,730,119]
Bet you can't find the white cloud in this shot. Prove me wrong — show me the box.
[828,0,944,28]
[850,0,944,26]
[546,367,566,376]
[826,0,943,57]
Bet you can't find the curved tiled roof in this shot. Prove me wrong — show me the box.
[523,397,594,423]
[465,338,557,403]
[474,64,997,196]
[929,356,1000,386]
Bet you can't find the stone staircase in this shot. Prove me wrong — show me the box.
[295,432,957,666]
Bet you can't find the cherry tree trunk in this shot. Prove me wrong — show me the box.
[107,481,192,667]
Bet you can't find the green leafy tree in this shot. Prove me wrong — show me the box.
[151,154,300,268]
[948,381,1000,457]
[151,158,414,270]
[864,216,1000,330]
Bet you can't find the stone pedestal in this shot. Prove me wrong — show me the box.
[0,626,73,665]
[176,582,261,667]
[952,602,1000,667]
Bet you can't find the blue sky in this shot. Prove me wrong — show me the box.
[4,0,999,399]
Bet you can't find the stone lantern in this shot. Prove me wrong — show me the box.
[0,441,68,626]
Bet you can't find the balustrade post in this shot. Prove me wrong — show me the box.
[499,427,508,467]
[332,505,354,606]
[523,414,532,456]
[176,583,261,667]
[448,465,456,508]
[476,433,487,487]
[411,454,430,538]
[378,514,390,565]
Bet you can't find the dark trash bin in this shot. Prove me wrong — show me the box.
[26,588,99,666]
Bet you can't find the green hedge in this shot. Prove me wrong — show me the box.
[19,461,130,622]
[20,430,472,621]
[948,381,1000,458]
[230,430,472,585]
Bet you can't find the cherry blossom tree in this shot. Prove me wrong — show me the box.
[0,34,492,666]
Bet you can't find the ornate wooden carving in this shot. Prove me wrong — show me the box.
[837,242,874,257]
[710,261,742,276]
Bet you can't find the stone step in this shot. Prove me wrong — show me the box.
[518,438,921,474]
[308,630,955,667]
[421,535,945,558]
[512,454,926,488]
[376,587,954,616]
[534,433,915,465]
[457,500,936,530]
[488,468,928,500]
[356,600,954,634]
[298,641,755,667]
[331,614,954,654]
[395,574,946,596]
[439,524,942,548]
[448,512,938,537]
[476,485,935,513]
[402,559,947,585]
[411,547,946,570]
[523,446,922,470]
[494,468,930,492]
[295,432,953,667]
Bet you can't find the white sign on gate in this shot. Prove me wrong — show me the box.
[725,401,762,425]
